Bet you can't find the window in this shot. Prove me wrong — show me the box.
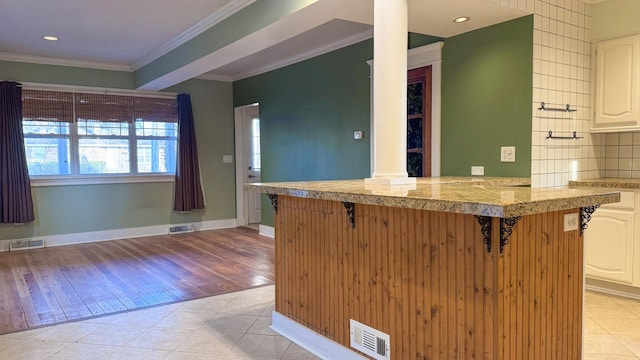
[22,89,177,178]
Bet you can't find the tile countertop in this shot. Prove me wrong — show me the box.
[245,177,620,218]
[569,178,640,189]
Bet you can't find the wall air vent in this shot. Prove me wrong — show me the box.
[168,224,195,234]
[350,319,390,360]
[9,239,45,251]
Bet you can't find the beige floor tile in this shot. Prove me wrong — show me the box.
[166,351,226,360]
[0,339,70,360]
[175,294,236,314]
[78,324,147,346]
[126,327,194,351]
[584,334,636,356]
[224,356,280,360]
[586,316,609,335]
[206,314,260,335]
[616,334,640,358]
[105,347,170,360]
[227,334,291,359]
[45,342,118,360]
[583,355,639,360]
[175,328,243,355]
[1,327,46,340]
[261,302,275,317]
[282,343,322,360]
[586,292,622,307]
[587,304,640,321]
[598,318,640,336]
[108,308,171,327]
[623,303,640,318]
[154,310,212,330]
[33,322,103,342]
[247,316,278,336]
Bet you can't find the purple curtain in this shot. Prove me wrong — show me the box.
[0,81,35,223]
[174,93,205,212]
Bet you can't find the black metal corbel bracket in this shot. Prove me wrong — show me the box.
[267,194,278,213]
[500,216,522,253]
[474,215,492,253]
[343,202,355,228]
[580,205,600,236]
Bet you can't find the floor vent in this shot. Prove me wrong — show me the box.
[350,319,390,360]
[168,224,194,234]
[9,239,45,251]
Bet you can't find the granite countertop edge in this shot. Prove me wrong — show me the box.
[247,178,620,218]
[569,178,640,189]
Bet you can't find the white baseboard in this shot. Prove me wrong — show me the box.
[0,219,237,252]
[585,283,640,301]
[259,224,274,238]
[271,311,366,360]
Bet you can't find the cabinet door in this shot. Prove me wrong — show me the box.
[593,35,640,130]
[585,208,635,285]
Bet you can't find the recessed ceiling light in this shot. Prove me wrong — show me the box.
[453,16,470,23]
[42,35,59,41]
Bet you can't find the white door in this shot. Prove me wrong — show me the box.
[243,106,261,224]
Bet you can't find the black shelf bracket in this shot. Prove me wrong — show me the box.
[474,215,492,253]
[538,102,577,112]
[343,202,355,228]
[500,216,522,253]
[267,194,278,213]
[580,205,600,236]
[546,130,584,140]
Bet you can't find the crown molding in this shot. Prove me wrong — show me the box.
[0,52,132,72]
[131,0,257,71]
[195,73,233,82]
[230,27,373,81]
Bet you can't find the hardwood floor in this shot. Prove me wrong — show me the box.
[0,227,274,335]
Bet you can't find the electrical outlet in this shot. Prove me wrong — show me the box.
[471,166,484,176]
[501,146,516,162]
[563,213,579,232]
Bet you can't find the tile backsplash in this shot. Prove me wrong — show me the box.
[498,0,604,187]
[599,132,640,179]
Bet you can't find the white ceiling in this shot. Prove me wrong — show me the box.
[0,0,532,86]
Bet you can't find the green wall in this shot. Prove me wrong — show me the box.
[0,62,235,241]
[234,18,532,227]
[441,15,533,177]
[234,40,376,226]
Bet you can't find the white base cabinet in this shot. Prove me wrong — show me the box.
[585,191,640,287]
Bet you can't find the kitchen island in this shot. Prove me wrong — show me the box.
[246,178,620,360]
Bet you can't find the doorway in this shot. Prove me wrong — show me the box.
[234,103,261,228]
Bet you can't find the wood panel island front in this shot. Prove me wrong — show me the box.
[246,177,620,360]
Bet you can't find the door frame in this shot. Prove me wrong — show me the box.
[367,41,443,176]
[234,102,259,226]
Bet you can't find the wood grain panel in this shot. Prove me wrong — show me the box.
[274,196,585,360]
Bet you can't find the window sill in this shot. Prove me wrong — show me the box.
[30,174,175,187]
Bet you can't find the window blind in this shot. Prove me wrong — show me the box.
[22,89,74,123]
[21,89,177,123]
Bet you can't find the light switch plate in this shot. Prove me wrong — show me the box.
[563,213,579,232]
[501,146,516,162]
[222,155,233,163]
[354,131,364,140]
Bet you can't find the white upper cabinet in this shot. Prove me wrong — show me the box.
[592,34,640,132]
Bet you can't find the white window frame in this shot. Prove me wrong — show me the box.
[22,82,178,187]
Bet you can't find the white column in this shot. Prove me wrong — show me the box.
[366,0,415,185]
